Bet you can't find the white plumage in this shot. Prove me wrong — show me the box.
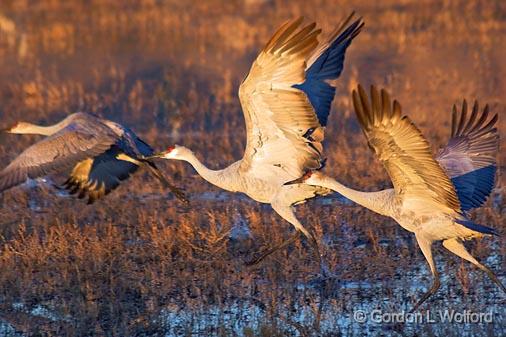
[150,14,363,266]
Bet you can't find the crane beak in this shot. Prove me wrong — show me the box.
[284,171,314,185]
[284,176,306,185]
[143,152,165,160]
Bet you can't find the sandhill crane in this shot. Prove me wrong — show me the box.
[147,14,364,267]
[1,112,187,204]
[290,85,503,310]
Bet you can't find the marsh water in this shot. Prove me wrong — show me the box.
[1,1,505,336]
[1,187,504,336]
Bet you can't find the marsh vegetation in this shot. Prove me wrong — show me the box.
[0,0,504,336]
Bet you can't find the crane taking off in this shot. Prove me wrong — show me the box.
[290,85,503,310]
[1,112,187,204]
[148,14,363,268]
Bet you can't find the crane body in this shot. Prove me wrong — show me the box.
[149,14,364,267]
[291,85,503,310]
[1,112,187,204]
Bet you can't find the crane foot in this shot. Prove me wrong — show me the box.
[245,232,301,266]
[410,277,440,312]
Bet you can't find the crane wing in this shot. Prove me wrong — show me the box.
[0,121,118,192]
[352,85,461,213]
[62,146,139,204]
[238,14,362,182]
[101,120,155,157]
[436,100,498,211]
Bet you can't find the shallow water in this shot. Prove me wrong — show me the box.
[154,263,505,336]
[3,175,503,326]
[2,189,505,336]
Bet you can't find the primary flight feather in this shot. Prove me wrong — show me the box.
[1,112,187,204]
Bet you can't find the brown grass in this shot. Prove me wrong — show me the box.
[0,0,505,336]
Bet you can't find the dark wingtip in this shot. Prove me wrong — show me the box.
[78,189,86,199]
[320,157,327,170]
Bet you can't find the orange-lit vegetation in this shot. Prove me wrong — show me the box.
[0,0,504,335]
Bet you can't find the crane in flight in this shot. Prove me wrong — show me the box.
[147,14,363,268]
[290,85,503,310]
[1,112,187,204]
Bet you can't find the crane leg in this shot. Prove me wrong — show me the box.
[443,238,506,293]
[411,234,440,312]
[245,231,301,266]
[143,160,189,204]
[246,201,327,274]
[307,229,329,276]
[245,230,328,276]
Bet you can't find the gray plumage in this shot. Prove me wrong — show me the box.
[436,100,498,211]
[1,112,187,204]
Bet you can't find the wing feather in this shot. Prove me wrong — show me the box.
[353,85,461,213]
[239,14,362,183]
[436,100,498,211]
[63,147,139,204]
[0,121,118,192]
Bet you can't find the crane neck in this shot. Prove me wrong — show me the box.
[315,175,395,217]
[12,120,70,136]
[27,124,62,136]
[181,151,239,192]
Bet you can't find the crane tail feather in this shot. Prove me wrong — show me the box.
[456,218,499,236]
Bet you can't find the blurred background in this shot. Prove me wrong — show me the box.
[0,0,504,336]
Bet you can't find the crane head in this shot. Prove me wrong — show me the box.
[146,145,188,160]
[2,121,25,133]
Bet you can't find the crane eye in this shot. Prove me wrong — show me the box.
[166,146,176,153]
